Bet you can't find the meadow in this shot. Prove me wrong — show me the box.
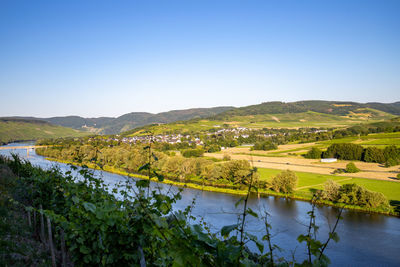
[258,167,400,204]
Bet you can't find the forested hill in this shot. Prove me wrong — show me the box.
[213,101,400,119]
[0,118,88,145]
[13,106,235,135]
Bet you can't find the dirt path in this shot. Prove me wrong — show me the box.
[206,152,400,182]
[296,178,353,190]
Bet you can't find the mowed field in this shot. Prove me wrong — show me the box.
[207,149,400,181]
[257,168,400,204]
[206,132,400,181]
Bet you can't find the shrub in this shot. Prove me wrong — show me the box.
[384,158,400,167]
[322,180,340,201]
[304,147,322,159]
[337,183,389,208]
[182,148,204,158]
[251,141,277,151]
[222,154,231,161]
[345,162,360,173]
[270,170,298,194]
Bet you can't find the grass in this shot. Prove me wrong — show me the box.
[317,132,400,148]
[0,120,89,144]
[126,110,394,136]
[257,167,400,203]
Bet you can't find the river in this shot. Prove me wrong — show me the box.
[1,143,399,266]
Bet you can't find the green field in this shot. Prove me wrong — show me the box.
[258,167,400,203]
[126,110,395,136]
[0,119,89,144]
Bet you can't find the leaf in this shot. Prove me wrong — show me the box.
[246,233,264,253]
[235,197,244,208]
[154,171,164,182]
[138,163,150,172]
[80,245,91,254]
[246,207,258,218]
[152,153,158,161]
[136,180,150,188]
[221,224,238,238]
[83,202,96,213]
[297,234,307,243]
[72,196,80,204]
[329,232,340,243]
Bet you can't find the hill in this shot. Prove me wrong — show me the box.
[0,118,89,145]
[122,102,398,136]
[213,100,400,119]
[13,106,235,134]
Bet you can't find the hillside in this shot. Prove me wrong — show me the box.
[18,106,234,134]
[213,100,400,119]
[123,109,396,136]
[7,101,400,135]
[0,118,89,144]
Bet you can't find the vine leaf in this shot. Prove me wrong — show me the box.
[221,224,238,238]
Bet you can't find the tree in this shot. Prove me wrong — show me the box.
[251,141,277,151]
[322,180,340,201]
[363,147,385,163]
[345,162,360,173]
[270,170,298,194]
[323,143,363,160]
[304,147,322,159]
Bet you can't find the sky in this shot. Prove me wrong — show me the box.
[0,0,399,118]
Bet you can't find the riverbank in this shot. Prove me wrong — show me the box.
[44,157,399,217]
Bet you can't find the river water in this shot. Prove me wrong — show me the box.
[1,143,399,266]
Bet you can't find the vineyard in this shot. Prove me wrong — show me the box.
[0,151,344,266]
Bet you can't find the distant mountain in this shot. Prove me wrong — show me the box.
[0,118,88,145]
[22,106,235,134]
[6,101,400,136]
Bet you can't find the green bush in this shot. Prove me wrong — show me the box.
[222,154,231,161]
[251,141,277,151]
[304,147,322,159]
[182,148,204,158]
[270,170,298,194]
[322,180,340,201]
[336,183,389,208]
[345,162,360,173]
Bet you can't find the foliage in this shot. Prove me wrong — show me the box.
[323,143,364,160]
[222,154,231,161]
[322,180,341,201]
[182,148,204,158]
[345,162,360,173]
[321,182,389,209]
[270,170,298,194]
[251,141,277,151]
[304,147,322,159]
[0,152,341,266]
[363,147,385,163]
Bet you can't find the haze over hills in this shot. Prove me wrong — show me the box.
[9,106,235,135]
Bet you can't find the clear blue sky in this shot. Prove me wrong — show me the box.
[1,0,399,117]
